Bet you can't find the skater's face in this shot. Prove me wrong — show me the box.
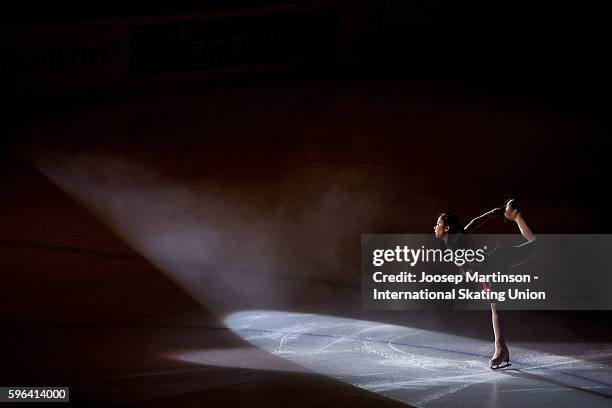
[434,216,449,238]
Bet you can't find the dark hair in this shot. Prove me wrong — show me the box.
[439,212,465,234]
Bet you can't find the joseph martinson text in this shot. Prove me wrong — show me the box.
[372,271,535,284]
[371,271,546,302]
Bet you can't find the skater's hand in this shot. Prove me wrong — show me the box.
[504,199,519,221]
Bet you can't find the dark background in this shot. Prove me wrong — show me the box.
[2,1,611,406]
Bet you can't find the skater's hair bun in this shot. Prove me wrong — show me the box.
[439,212,465,234]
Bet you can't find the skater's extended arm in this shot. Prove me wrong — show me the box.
[464,208,503,233]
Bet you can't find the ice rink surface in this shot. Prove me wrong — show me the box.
[226,311,612,408]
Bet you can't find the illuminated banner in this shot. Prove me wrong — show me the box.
[1,5,339,91]
[130,8,339,76]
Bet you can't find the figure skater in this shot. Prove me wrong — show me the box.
[434,199,538,369]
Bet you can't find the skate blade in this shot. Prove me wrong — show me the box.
[490,362,512,370]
